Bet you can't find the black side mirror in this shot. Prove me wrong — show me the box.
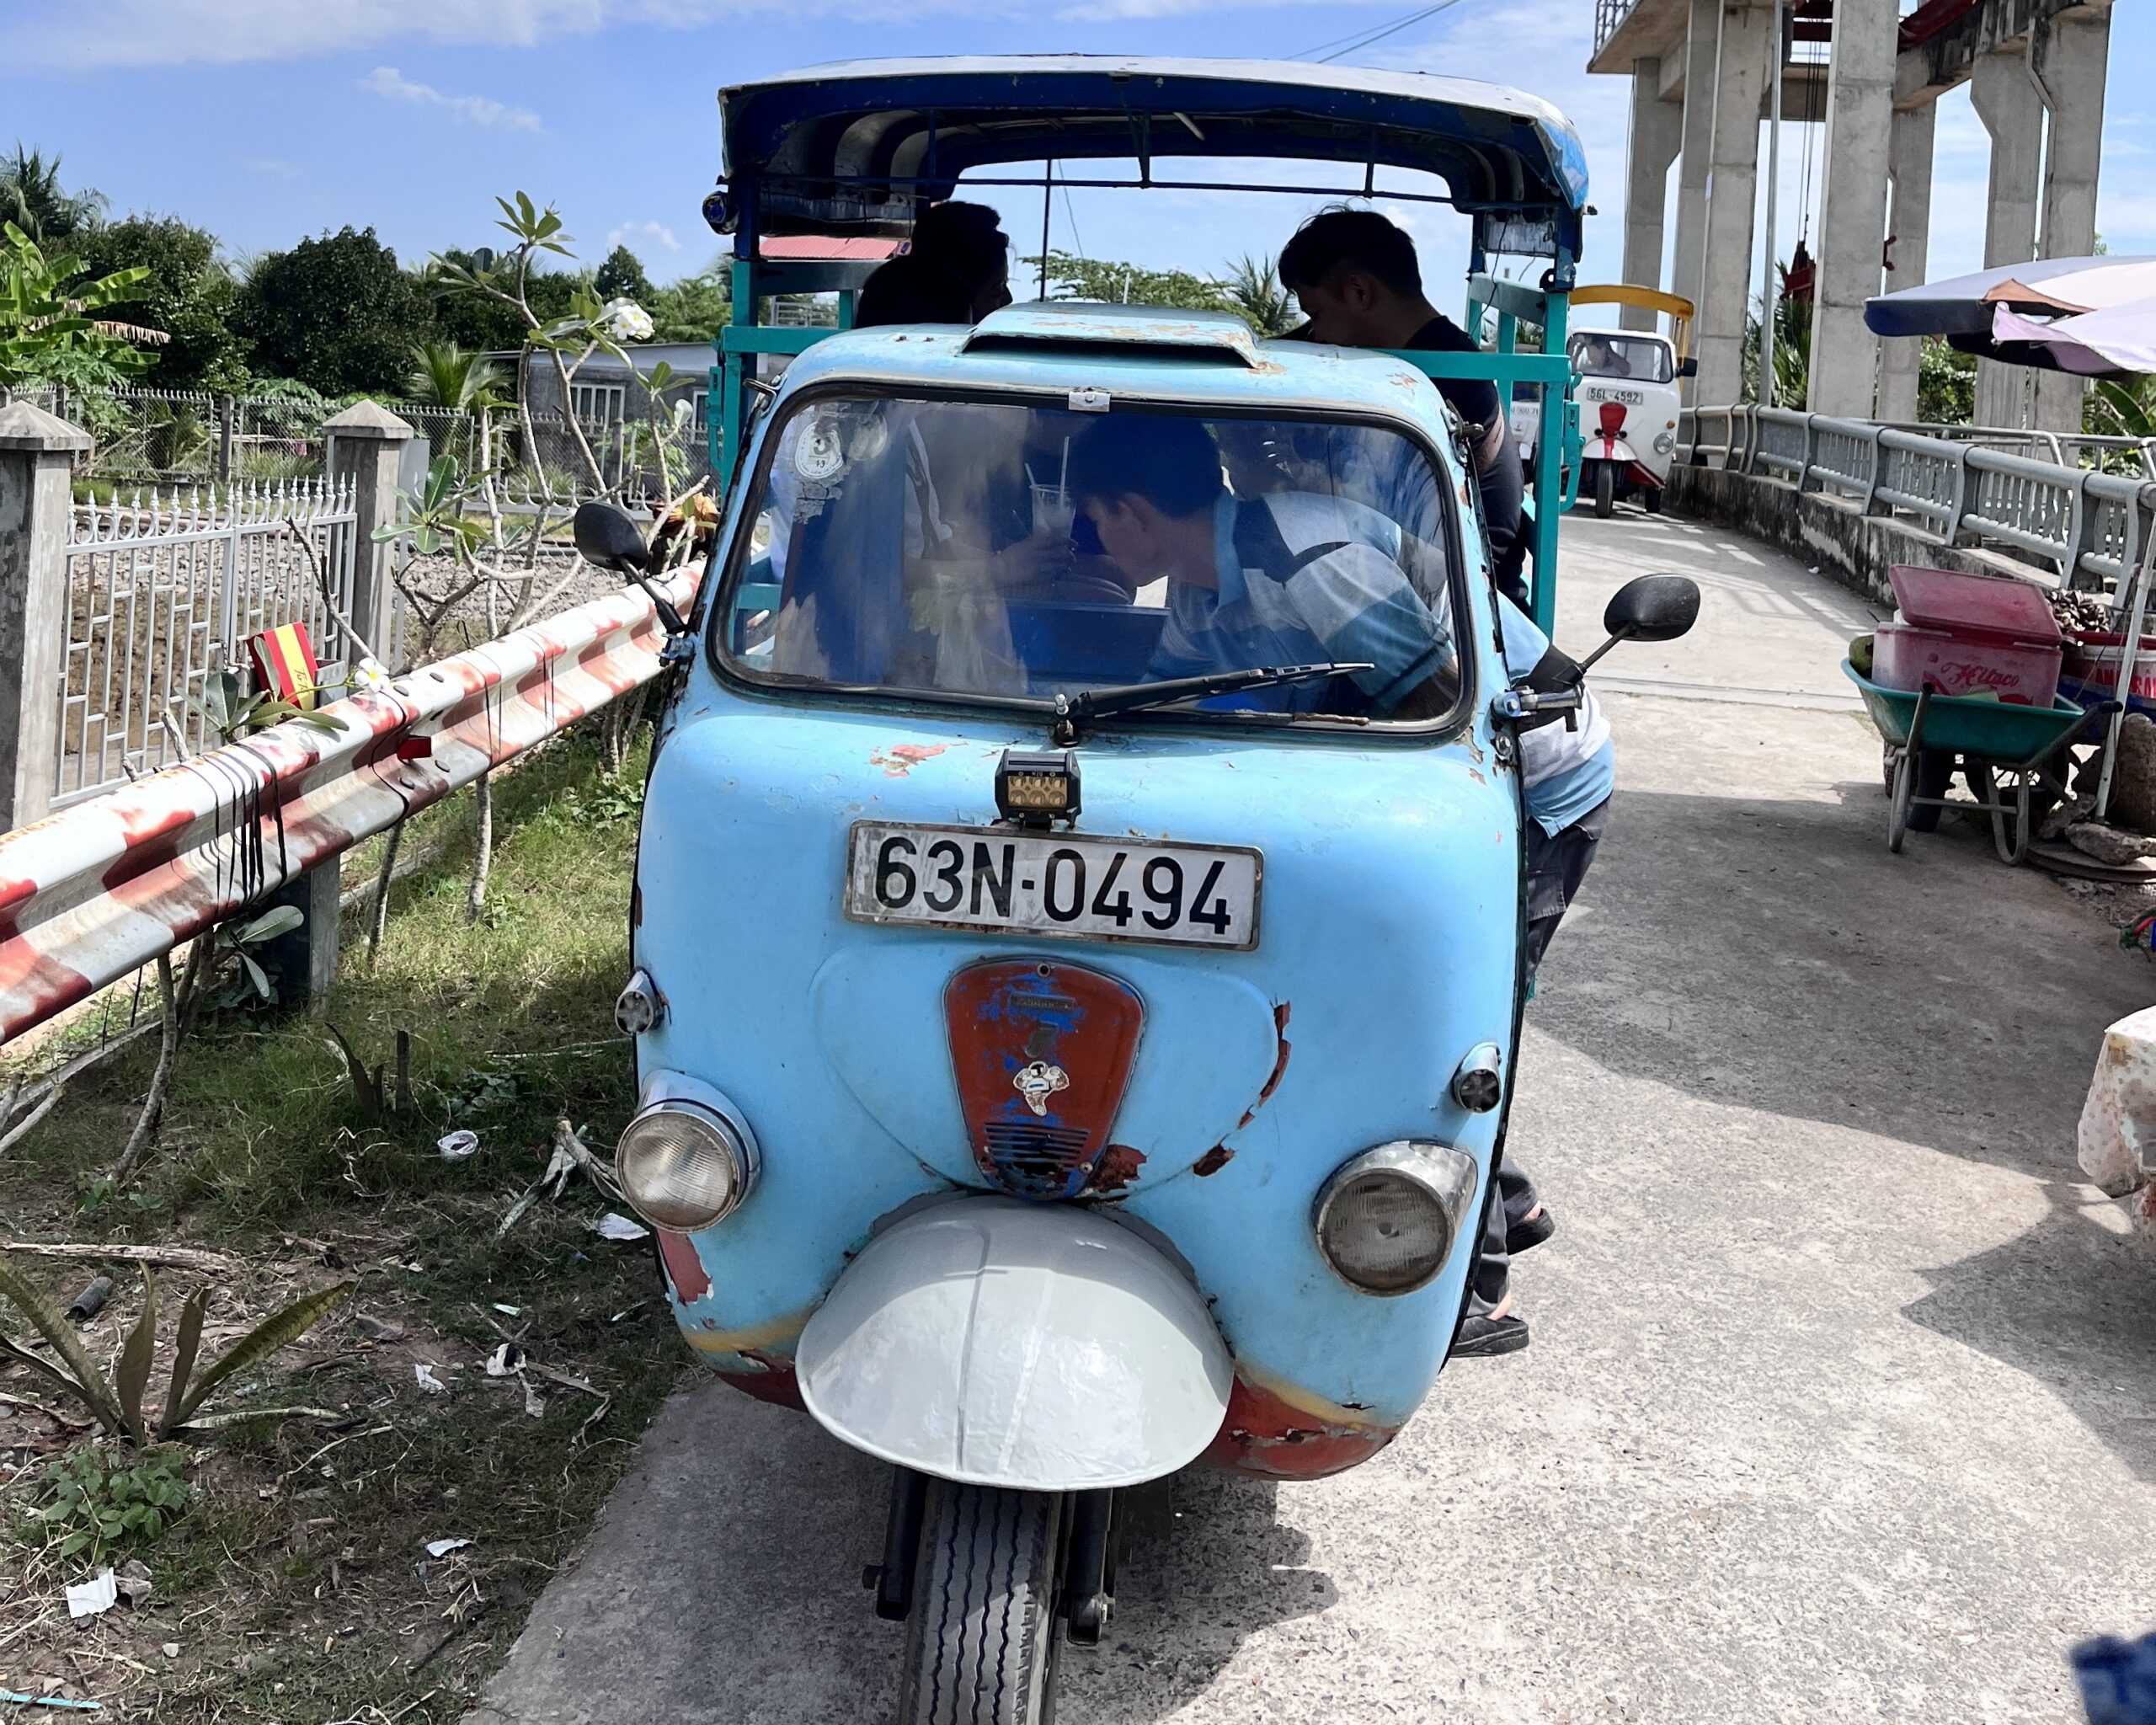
[574,501,650,574]
[574,499,689,638]
[1604,574,1701,643]
[1677,355,1698,379]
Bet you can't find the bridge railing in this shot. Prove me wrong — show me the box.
[1678,404,2156,594]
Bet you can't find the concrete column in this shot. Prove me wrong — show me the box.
[0,401,92,833]
[2030,6,2111,435]
[1620,58,1684,331]
[1694,2,1774,409]
[1806,0,1897,419]
[1876,102,1936,424]
[322,400,414,661]
[1670,0,1723,344]
[1970,49,2042,429]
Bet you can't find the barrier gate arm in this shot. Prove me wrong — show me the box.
[0,566,699,1049]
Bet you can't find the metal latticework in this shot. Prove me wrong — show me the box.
[56,478,358,807]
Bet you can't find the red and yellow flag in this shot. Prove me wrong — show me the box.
[248,622,320,711]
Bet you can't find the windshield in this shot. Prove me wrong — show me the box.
[1568,334,1673,385]
[715,394,1463,726]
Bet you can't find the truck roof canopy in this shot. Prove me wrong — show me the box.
[710,56,1588,259]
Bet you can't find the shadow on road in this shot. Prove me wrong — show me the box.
[1528,773,2156,1478]
[1060,1471,1334,1722]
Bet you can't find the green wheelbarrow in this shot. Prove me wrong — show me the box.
[1843,663,2113,863]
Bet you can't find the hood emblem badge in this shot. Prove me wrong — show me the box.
[1013,1060,1070,1117]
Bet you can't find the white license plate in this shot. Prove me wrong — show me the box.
[845,823,1262,951]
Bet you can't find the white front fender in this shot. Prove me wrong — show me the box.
[797,1196,1233,1490]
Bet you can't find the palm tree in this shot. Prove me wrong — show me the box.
[0,145,106,245]
[1223,254,1299,338]
[407,339,507,411]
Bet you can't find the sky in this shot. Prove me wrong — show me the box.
[1,0,2150,334]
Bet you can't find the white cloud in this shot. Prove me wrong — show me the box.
[609,220,683,253]
[360,65,541,131]
[2,0,1005,67]
[239,155,302,179]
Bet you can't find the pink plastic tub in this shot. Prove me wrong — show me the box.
[1873,622,2063,707]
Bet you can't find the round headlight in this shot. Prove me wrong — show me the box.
[616,1103,751,1231]
[1314,1142,1479,1295]
[1653,430,1676,456]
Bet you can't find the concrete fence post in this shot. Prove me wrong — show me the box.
[0,401,92,833]
[323,401,414,661]
[216,393,235,486]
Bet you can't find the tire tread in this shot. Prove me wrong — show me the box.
[899,1484,1061,1725]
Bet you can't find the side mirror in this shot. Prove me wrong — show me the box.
[1603,574,1701,643]
[573,501,651,574]
[1677,355,1698,379]
[573,499,690,640]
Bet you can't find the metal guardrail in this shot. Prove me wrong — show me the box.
[1678,404,2156,593]
[1593,0,1639,56]
[0,563,697,1048]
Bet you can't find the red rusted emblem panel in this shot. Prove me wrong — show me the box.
[944,958,1144,1201]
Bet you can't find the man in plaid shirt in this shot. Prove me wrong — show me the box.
[1065,415,1459,720]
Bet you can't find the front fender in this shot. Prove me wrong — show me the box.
[796,1196,1232,1490]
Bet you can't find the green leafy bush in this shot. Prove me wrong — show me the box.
[26,1445,190,1567]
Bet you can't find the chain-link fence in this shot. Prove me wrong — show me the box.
[7,386,706,501]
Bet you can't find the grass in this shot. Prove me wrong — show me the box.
[0,721,685,1719]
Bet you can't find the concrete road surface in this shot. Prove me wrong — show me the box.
[471,513,2156,1725]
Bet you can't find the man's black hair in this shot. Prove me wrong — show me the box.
[1066,415,1224,520]
[1277,207,1423,299]
[908,200,1010,293]
[856,254,977,326]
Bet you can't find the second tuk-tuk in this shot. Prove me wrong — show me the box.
[1566,283,1695,517]
[583,56,1697,1723]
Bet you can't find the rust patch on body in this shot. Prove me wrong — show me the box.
[1201,1372,1397,1479]
[1192,1143,1235,1178]
[1088,1143,1146,1194]
[718,1348,805,1411]
[871,742,948,777]
[1237,1002,1293,1129]
[656,1230,712,1302]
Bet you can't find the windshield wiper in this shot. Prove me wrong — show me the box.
[1049,663,1372,745]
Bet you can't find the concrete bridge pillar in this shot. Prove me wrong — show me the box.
[1970,47,2042,429]
[1620,58,1684,330]
[2029,5,2111,435]
[1806,0,1897,419]
[1671,0,1723,382]
[1694,1,1774,409]
[1876,103,1935,425]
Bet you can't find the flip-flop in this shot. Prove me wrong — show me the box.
[1452,1314,1529,1358]
[1507,1207,1556,1255]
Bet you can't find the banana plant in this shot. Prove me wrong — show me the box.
[0,1257,353,1444]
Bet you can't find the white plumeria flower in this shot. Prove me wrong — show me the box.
[350,657,391,692]
[600,298,654,342]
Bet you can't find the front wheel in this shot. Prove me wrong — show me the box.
[1593,461,1616,519]
[899,1483,1067,1725]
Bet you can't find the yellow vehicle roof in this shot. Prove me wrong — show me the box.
[1568,285,1694,359]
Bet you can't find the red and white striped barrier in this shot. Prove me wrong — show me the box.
[0,568,697,1047]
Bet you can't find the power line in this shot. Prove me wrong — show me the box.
[1295,0,1471,65]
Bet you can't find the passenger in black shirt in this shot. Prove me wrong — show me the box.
[1278,209,1529,608]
